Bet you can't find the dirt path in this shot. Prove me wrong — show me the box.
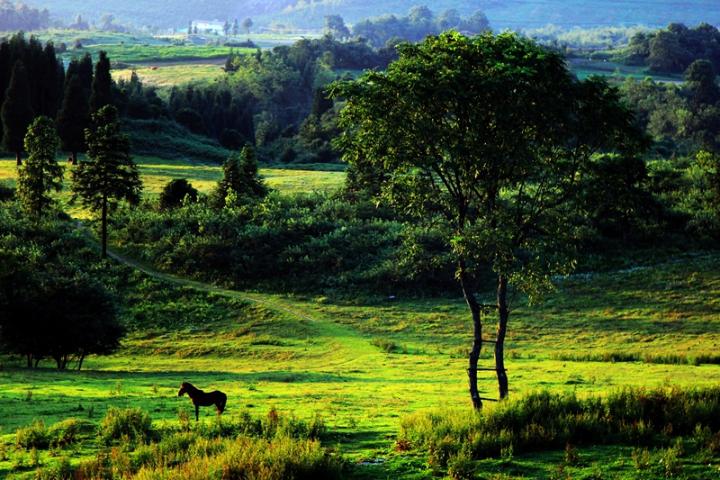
[106,247,381,369]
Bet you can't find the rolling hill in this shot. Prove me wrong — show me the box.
[29,0,720,31]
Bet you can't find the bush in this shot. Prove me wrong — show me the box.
[48,418,94,448]
[159,179,198,210]
[399,387,720,465]
[99,407,154,445]
[15,420,49,450]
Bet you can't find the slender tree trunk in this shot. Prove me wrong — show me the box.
[101,196,108,258]
[71,151,78,165]
[495,275,510,400]
[34,357,40,368]
[460,261,483,410]
[77,353,86,371]
[26,353,32,368]
[15,151,21,166]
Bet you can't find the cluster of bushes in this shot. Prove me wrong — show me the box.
[26,407,343,480]
[113,191,458,294]
[398,387,720,469]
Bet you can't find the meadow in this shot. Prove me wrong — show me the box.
[2,156,720,478]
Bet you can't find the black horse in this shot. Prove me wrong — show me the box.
[178,382,227,421]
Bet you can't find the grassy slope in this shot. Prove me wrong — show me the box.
[1,236,719,477]
[2,156,720,477]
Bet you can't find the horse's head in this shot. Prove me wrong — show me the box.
[178,382,191,397]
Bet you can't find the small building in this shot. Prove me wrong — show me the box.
[192,20,225,35]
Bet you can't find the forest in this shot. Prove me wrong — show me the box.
[0,8,719,480]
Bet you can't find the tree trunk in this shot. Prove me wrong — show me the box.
[77,353,86,371]
[70,151,78,166]
[460,262,484,410]
[495,275,510,400]
[34,357,40,368]
[15,151,21,166]
[101,196,108,258]
[26,353,32,368]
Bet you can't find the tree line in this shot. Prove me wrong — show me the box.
[0,1,50,31]
[345,6,490,48]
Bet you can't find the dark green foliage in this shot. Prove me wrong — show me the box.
[90,51,113,113]
[353,6,490,48]
[0,34,65,157]
[685,59,720,107]
[220,128,245,150]
[1,61,33,161]
[0,205,124,369]
[399,387,720,464]
[578,155,663,245]
[212,146,267,208]
[169,36,392,160]
[17,116,63,217]
[115,71,165,120]
[159,178,198,210]
[123,118,229,163]
[622,23,720,74]
[57,74,91,163]
[72,105,142,257]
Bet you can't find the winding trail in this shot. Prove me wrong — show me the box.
[106,247,381,370]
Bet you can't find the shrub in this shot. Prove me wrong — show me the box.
[15,420,49,450]
[48,418,93,448]
[35,456,73,480]
[399,387,720,464]
[159,179,198,210]
[99,407,154,445]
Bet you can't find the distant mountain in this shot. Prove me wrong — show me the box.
[30,0,720,31]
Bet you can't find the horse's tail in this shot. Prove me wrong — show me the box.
[218,392,227,414]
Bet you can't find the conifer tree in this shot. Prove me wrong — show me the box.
[90,51,113,113]
[213,145,267,208]
[57,74,90,165]
[17,116,63,217]
[72,106,141,258]
[1,61,34,165]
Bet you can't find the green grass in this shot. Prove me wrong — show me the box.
[0,156,345,197]
[114,64,226,89]
[569,58,684,83]
[1,230,720,477]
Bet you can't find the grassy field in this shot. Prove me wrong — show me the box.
[0,157,346,212]
[569,58,684,83]
[113,64,226,89]
[2,151,720,478]
[1,232,719,477]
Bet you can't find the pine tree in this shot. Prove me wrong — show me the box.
[40,42,63,117]
[1,61,34,165]
[212,145,267,208]
[232,19,239,36]
[57,74,90,165]
[90,51,113,113]
[72,106,142,258]
[17,116,63,217]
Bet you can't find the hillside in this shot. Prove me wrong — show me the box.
[30,0,720,30]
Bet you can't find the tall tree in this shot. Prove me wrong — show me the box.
[332,32,644,408]
[57,74,91,165]
[242,17,253,35]
[213,145,267,208]
[232,19,239,36]
[72,106,142,258]
[1,61,33,165]
[17,116,63,218]
[90,51,113,113]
